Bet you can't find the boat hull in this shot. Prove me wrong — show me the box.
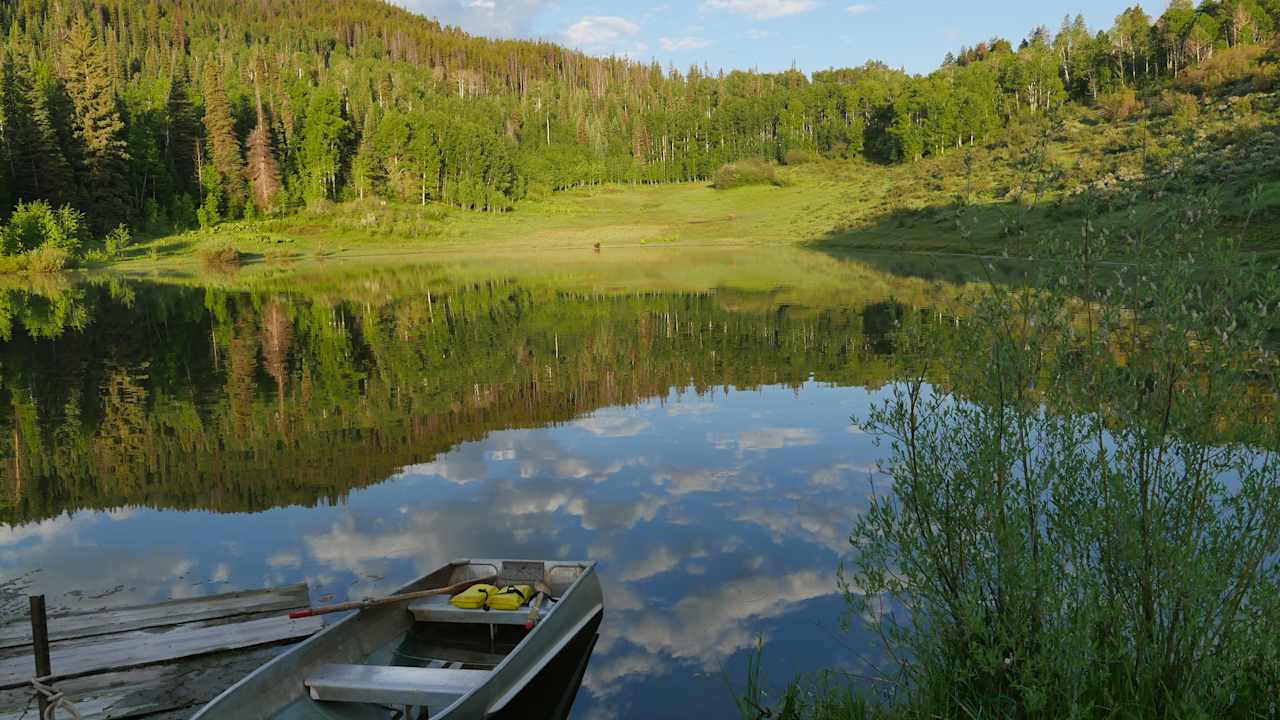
[192,559,602,720]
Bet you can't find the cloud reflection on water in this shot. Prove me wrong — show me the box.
[0,381,881,717]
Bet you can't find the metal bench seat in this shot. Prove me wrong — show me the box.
[305,663,490,707]
[408,594,548,625]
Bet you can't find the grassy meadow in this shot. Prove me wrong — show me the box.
[100,89,1280,281]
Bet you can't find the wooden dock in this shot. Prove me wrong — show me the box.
[0,584,323,719]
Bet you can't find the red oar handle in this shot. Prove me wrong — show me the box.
[289,609,316,619]
[524,592,546,630]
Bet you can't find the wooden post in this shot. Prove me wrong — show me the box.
[29,595,51,717]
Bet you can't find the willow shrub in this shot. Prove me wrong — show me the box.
[844,201,1280,718]
[712,159,785,190]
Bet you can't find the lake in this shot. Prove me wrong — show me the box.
[0,247,987,718]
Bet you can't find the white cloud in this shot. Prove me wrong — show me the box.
[576,413,652,438]
[595,569,836,675]
[665,400,716,417]
[660,36,711,52]
[622,43,651,60]
[564,16,642,47]
[0,511,205,614]
[399,442,488,484]
[743,28,775,40]
[619,546,683,581]
[734,500,856,553]
[651,467,756,495]
[0,515,78,547]
[703,0,817,20]
[211,562,231,583]
[640,4,673,22]
[266,551,302,568]
[709,427,822,451]
[845,3,872,15]
[393,0,551,37]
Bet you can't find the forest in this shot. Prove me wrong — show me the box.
[0,0,1278,268]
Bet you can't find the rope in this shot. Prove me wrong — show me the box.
[31,676,81,720]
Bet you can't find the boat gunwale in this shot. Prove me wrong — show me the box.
[436,559,600,716]
[190,557,598,720]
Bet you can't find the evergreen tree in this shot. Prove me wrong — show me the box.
[60,20,130,230]
[27,68,77,208]
[0,48,24,212]
[165,63,199,198]
[202,58,246,218]
[245,83,281,212]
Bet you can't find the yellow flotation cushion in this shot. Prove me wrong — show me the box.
[487,585,533,611]
[449,584,533,611]
[450,584,499,609]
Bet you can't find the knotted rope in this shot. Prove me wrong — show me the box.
[30,676,81,720]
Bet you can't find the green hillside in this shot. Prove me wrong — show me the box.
[0,0,1277,271]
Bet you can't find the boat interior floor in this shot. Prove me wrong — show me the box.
[304,597,556,716]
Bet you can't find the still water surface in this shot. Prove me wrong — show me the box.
[0,249,981,717]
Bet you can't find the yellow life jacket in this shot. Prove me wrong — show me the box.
[449,583,533,611]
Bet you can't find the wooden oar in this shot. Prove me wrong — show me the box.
[523,582,554,631]
[288,575,497,619]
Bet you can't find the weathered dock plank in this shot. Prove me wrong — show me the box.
[0,613,322,690]
[0,644,287,720]
[0,585,310,651]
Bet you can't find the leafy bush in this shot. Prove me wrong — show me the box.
[783,149,817,166]
[1,201,87,255]
[198,190,223,229]
[103,224,133,257]
[1177,45,1269,95]
[843,203,1280,716]
[1154,89,1200,129]
[22,245,72,273]
[1097,88,1142,122]
[198,242,242,268]
[712,159,784,190]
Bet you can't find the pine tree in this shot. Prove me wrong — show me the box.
[165,62,199,197]
[245,82,281,212]
[0,49,21,212]
[60,20,131,230]
[26,68,77,207]
[202,58,246,218]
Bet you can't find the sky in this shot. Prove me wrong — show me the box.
[391,0,1156,76]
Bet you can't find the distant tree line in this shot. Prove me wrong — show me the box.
[0,0,1277,240]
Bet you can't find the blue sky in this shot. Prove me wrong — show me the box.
[392,0,1154,75]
